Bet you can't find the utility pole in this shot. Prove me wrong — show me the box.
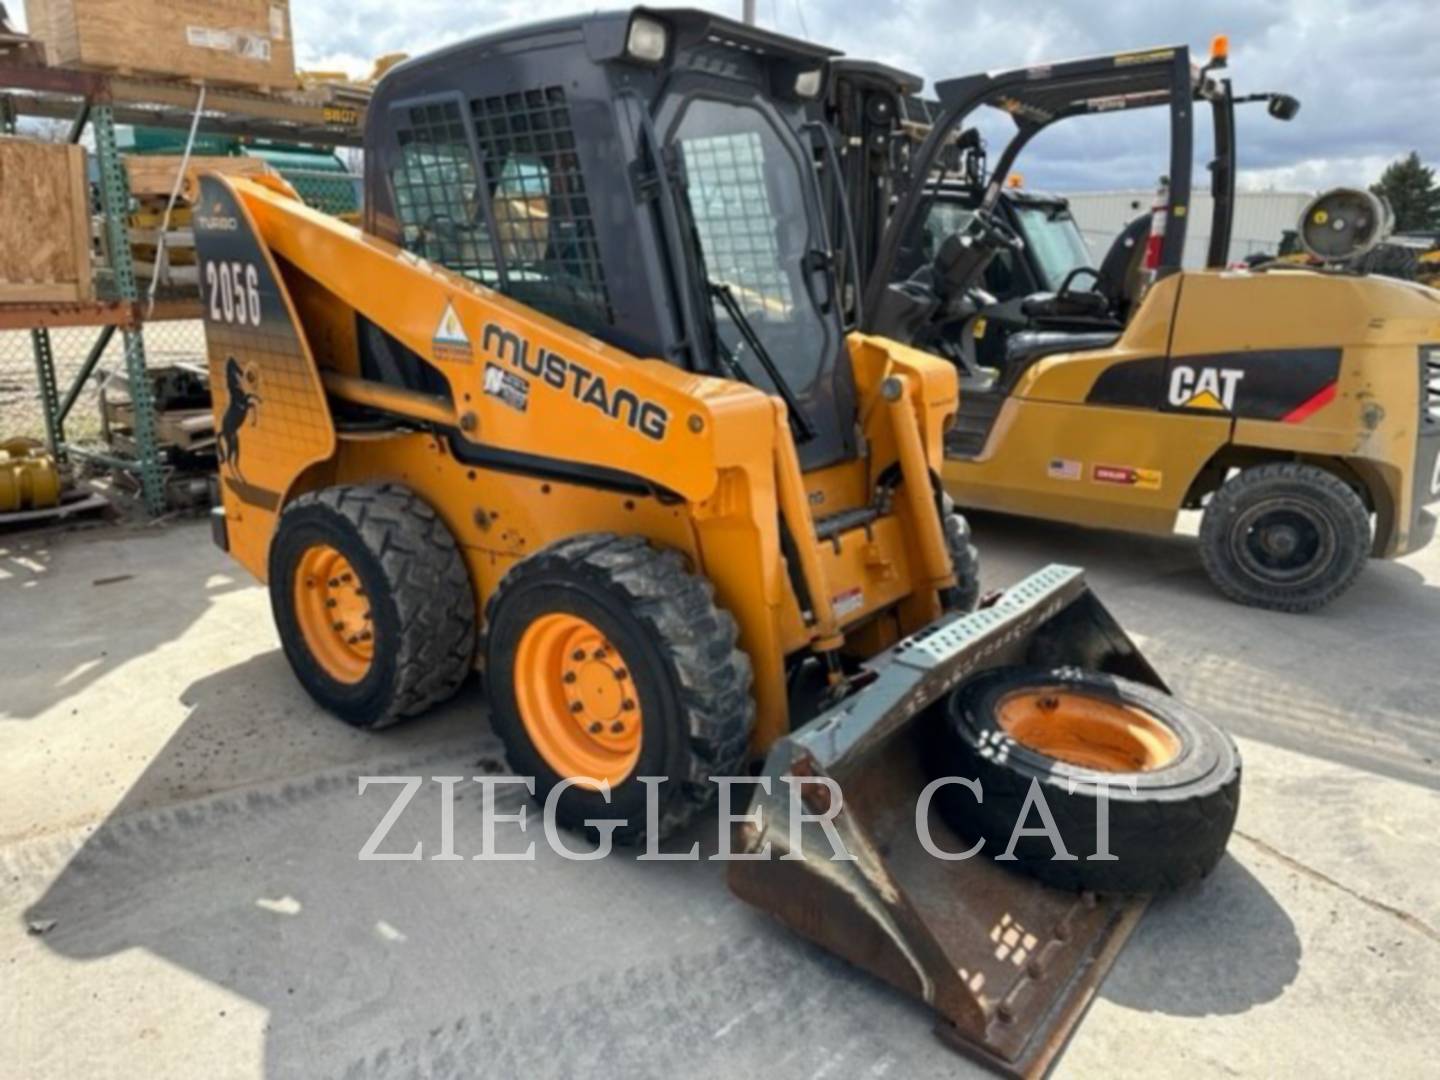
[742,0,756,25]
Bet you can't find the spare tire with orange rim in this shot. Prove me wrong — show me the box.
[941,666,1240,894]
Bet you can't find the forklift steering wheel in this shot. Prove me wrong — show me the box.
[971,209,1024,253]
[1056,266,1102,300]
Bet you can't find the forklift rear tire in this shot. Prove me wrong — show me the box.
[1199,463,1371,613]
[269,484,477,729]
[942,666,1241,894]
[485,533,754,844]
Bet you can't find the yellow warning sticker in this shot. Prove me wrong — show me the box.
[433,300,473,362]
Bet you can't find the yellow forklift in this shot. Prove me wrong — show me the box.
[843,41,1440,612]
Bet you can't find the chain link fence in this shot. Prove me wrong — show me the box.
[0,167,361,452]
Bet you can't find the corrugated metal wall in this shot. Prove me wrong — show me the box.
[1062,190,1315,266]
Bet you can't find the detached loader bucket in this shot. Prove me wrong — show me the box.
[729,565,1159,1077]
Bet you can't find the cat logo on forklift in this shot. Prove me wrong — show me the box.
[1169,365,1246,411]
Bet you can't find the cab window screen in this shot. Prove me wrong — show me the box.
[389,100,495,282]
[472,87,614,333]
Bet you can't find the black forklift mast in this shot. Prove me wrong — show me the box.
[864,45,1204,326]
[858,40,1300,324]
[813,60,923,293]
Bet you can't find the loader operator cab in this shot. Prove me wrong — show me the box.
[365,7,858,469]
[858,40,1299,453]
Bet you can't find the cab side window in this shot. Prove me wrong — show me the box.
[389,100,496,283]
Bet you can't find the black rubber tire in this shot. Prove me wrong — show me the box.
[941,493,982,613]
[269,483,478,729]
[941,666,1241,894]
[484,533,754,844]
[1199,462,1371,613]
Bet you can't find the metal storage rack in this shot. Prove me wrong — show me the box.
[0,62,365,514]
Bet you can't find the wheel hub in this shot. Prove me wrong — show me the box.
[515,613,642,785]
[1234,500,1331,585]
[1258,523,1300,558]
[293,544,374,684]
[996,688,1181,772]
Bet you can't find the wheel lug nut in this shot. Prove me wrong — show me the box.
[333,622,344,631]
[570,702,584,713]
[588,722,603,734]
[329,578,340,588]
[622,699,636,711]
[614,668,628,680]
[610,721,625,734]
[341,573,353,583]
[572,650,586,661]
[563,672,577,684]
[326,598,337,608]
[593,648,607,660]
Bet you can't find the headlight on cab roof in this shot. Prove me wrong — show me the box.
[794,68,824,99]
[626,16,668,63]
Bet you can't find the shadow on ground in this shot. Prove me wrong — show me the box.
[0,524,249,722]
[1101,855,1301,1017]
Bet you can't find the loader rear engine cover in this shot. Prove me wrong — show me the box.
[192,9,1242,1074]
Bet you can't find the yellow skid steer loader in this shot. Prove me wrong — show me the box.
[195,10,1240,1074]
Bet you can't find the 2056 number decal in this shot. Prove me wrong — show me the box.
[205,261,261,327]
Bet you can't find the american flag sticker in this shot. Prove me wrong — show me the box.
[1047,458,1083,481]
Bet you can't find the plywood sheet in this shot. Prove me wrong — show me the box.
[0,137,93,303]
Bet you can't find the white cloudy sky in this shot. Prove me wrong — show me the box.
[17,1,1438,192]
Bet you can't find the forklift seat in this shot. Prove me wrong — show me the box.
[1020,289,1112,321]
[1001,330,1120,388]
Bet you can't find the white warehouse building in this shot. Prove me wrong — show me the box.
[1062,189,1315,267]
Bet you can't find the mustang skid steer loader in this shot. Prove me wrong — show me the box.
[195,10,1240,1074]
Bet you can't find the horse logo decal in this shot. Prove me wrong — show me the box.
[217,356,260,482]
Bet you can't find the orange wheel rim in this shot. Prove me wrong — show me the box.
[514,613,642,788]
[996,688,1180,772]
[293,544,374,684]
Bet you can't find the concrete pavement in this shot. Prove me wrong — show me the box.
[2,514,1437,1078]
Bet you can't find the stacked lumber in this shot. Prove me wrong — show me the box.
[291,52,406,127]
[25,0,297,92]
[0,136,93,304]
[123,155,276,286]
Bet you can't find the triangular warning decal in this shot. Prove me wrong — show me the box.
[1184,389,1226,410]
[434,301,469,346]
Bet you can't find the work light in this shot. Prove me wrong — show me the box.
[626,16,669,63]
[794,68,824,99]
